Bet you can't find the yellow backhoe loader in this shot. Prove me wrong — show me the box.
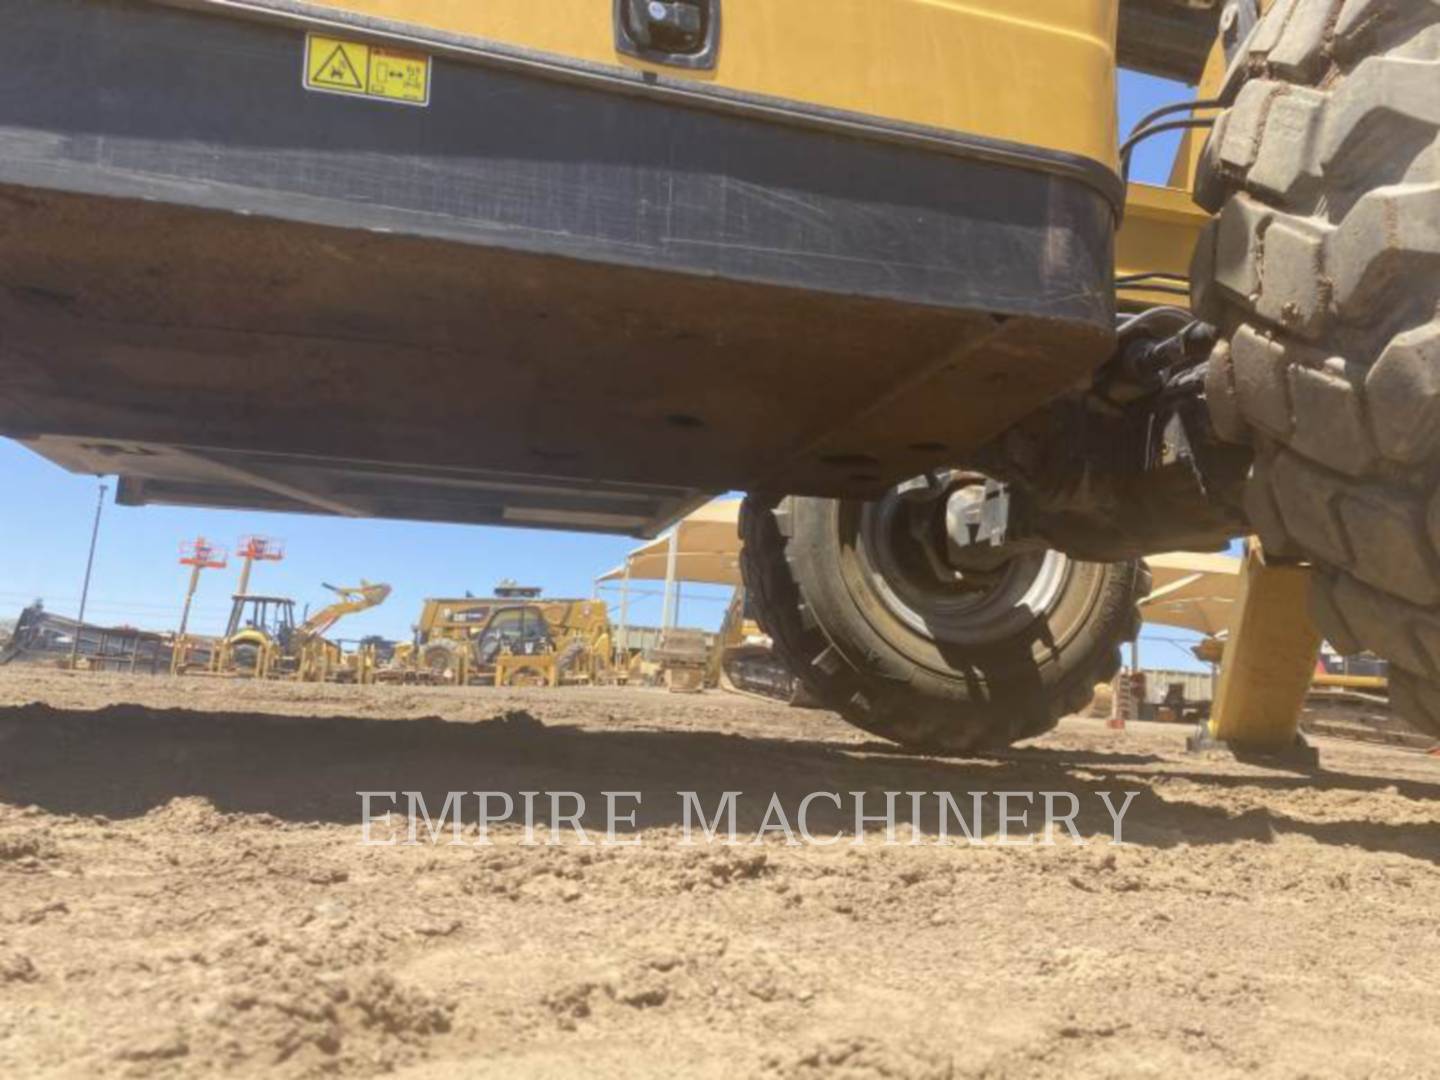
[215,581,392,681]
[5,0,1438,746]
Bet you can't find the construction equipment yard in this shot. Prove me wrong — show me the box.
[6,0,1440,1075]
[0,668,1436,1079]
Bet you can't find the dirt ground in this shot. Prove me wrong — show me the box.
[0,668,1436,1079]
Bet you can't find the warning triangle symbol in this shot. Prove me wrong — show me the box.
[315,44,364,90]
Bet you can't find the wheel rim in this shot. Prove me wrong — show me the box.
[851,486,1071,648]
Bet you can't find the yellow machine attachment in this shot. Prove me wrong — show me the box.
[1191,626,1406,750]
[1195,556,1429,754]
[294,581,392,682]
[491,651,560,689]
[1116,182,1211,310]
[298,582,393,640]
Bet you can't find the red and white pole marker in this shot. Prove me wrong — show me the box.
[1107,673,1129,731]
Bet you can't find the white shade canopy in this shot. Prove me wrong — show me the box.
[598,498,743,587]
[1140,550,1241,637]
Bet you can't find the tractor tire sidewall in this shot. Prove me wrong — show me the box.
[422,641,461,678]
[794,496,1123,701]
[1195,0,1440,737]
[742,495,1145,751]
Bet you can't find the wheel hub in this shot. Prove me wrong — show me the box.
[856,475,1070,645]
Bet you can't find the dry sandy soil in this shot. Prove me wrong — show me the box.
[0,667,1436,1079]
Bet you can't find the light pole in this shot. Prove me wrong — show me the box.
[661,527,679,630]
[617,562,631,665]
[69,481,108,670]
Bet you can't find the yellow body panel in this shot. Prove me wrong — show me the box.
[1312,673,1388,692]
[1117,182,1210,307]
[1208,542,1323,752]
[296,0,1119,169]
[1170,25,1229,191]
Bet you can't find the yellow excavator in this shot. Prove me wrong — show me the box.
[215,581,392,682]
[6,1,1439,747]
[711,589,812,705]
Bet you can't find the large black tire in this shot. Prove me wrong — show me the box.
[229,641,262,676]
[1194,0,1440,737]
[739,496,1147,752]
[421,639,466,682]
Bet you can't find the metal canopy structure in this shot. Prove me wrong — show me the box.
[1140,550,1241,637]
[597,497,742,648]
[598,499,744,588]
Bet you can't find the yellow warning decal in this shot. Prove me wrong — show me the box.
[304,34,431,106]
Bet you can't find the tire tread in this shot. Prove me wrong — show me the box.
[1198,2,1440,735]
[740,496,1146,752]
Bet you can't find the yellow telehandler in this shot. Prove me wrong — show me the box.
[3,0,1437,746]
[393,586,616,687]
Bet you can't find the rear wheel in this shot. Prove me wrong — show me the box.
[740,489,1147,752]
[1194,0,1440,737]
[421,639,466,682]
[229,641,262,677]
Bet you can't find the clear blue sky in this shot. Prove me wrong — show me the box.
[0,70,1214,668]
